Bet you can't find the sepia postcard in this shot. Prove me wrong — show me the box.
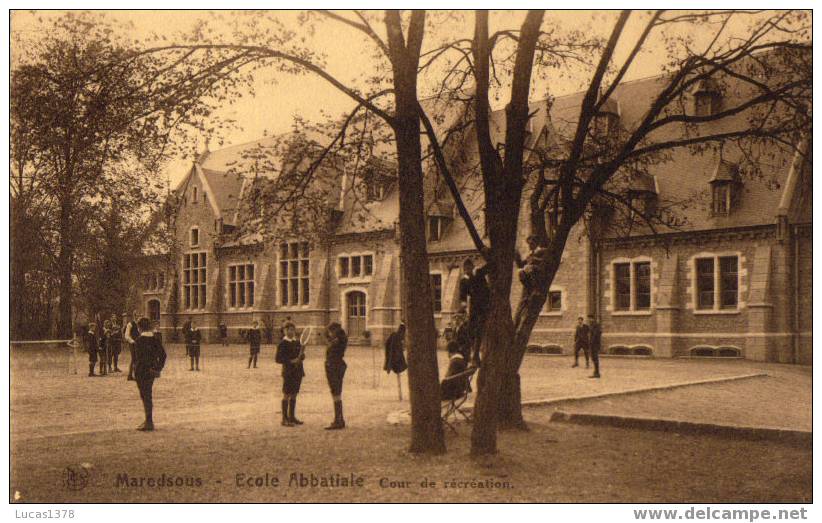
[6,5,814,514]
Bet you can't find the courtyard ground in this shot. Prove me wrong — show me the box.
[10,344,812,502]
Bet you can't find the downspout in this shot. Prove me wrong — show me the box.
[792,225,800,364]
[595,244,601,321]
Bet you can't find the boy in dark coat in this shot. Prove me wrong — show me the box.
[324,322,348,430]
[383,324,408,374]
[440,342,469,401]
[124,311,140,381]
[589,317,602,379]
[85,323,99,377]
[573,316,591,368]
[247,320,261,369]
[98,320,110,376]
[134,316,167,431]
[275,322,305,426]
[219,321,229,346]
[186,322,202,371]
[459,259,491,367]
[108,315,122,372]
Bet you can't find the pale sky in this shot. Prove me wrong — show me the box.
[11,10,773,187]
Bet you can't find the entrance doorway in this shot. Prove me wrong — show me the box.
[346,291,366,339]
[147,299,161,323]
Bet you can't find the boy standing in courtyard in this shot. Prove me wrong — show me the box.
[573,316,591,369]
[589,317,602,379]
[248,320,261,369]
[84,323,99,377]
[108,314,122,373]
[134,316,167,431]
[276,322,304,426]
[187,322,202,371]
[124,311,140,381]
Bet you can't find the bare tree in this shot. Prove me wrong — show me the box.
[11,12,246,337]
[136,10,449,453]
[417,9,810,455]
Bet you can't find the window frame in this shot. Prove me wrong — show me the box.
[429,272,443,314]
[182,251,208,311]
[279,241,310,308]
[609,257,653,315]
[227,263,255,310]
[336,252,375,282]
[541,287,565,316]
[712,183,732,216]
[428,216,444,242]
[190,227,200,248]
[693,253,741,314]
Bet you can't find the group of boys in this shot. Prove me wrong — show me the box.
[449,238,605,382]
[82,314,125,377]
[573,316,603,378]
[82,310,161,380]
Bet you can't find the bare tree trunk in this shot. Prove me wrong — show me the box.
[469,9,544,455]
[395,117,445,454]
[498,227,569,428]
[386,10,446,454]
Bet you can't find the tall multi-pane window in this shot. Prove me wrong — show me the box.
[614,263,631,311]
[613,260,651,312]
[719,256,738,308]
[634,262,651,310]
[183,252,207,310]
[430,273,442,313]
[695,255,739,310]
[280,242,310,306]
[228,264,255,309]
[696,258,715,309]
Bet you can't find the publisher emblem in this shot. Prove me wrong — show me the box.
[63,466,89,491]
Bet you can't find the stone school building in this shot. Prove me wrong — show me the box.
[133,69,812,365]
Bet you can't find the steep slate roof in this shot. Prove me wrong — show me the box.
[428,64,804,248]
[179,55,805,250]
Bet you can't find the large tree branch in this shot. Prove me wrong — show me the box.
[417,102,488,257]
[130,44,397,125]
[564,11,631,182]
[595,11,662,116]
[318,10,390,58]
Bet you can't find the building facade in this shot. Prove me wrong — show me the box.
[133,67,812,364]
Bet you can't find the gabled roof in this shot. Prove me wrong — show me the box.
[709,160,741,183]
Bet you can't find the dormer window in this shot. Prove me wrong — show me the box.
[190,227,199,247]
[710,161,741,216]
[592,98,620,139]
[426,201,453,242]
[428,216,445,242]
[193,186,198,204]
[693,78,722,117]
[627,173,658,221]
[629,190,657,219]
[365,173,394,202]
